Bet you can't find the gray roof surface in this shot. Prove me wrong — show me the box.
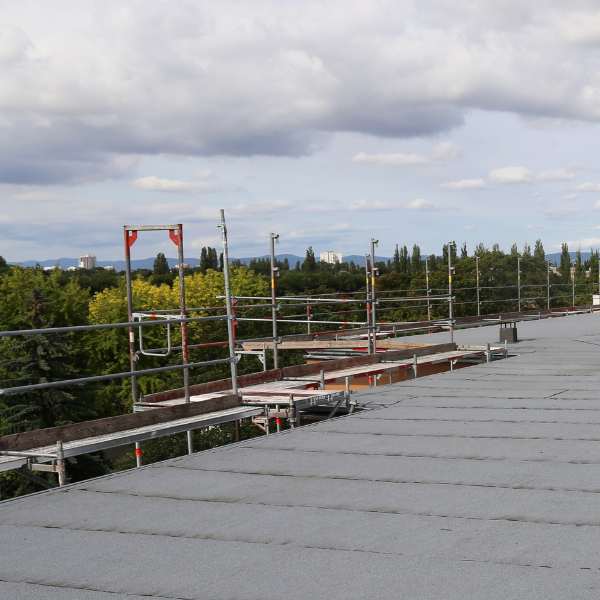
[2,313,600,599]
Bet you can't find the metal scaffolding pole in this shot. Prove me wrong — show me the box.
[425,256,431,321]
[517,256,521,313]
[270,233,280,369]
[365,254,372,354]
[174,224,193,456]
[370,239,379,354]
[572,267,576,308]
[475,255,480,317]
[447,242,455,344]
[219,209,238,397]
[547,261,551,310]
[123,227,141,466]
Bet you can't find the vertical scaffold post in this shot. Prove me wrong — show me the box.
[173,224,193,455]
[412,353,418,378]
[547,261,551,311]
[365,255,372,354]
[475,255,480,318]
[572,267,576,308]
[370,239,379,354]
[289,397,296,429]
[447,242,455,344]
[425,256,431,321]
[123,226,142,467]
[56,440,66,487]
[306,298,312,334]
[219,210,238,397]
[517,256,521,313]
[270,233,280,369]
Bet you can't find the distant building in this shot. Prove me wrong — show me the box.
[320,251,343,265]
[79,255,97,269]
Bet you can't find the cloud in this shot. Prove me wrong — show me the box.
[404,198,439,211]
[353,141,460,167]
[430,142,461,161]
[566,237,600,248]
[349,199,398,211]
[441,178,486,190]
[536,168,576,181]
[576,182,600,192]
[6,3,600,186]
[544,205,579,218]
[352,152,429,166]
[489,166,533,184]
[132,176,199,192]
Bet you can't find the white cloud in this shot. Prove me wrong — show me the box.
[352,152,429,166]
[404,198,439,211]
[576,182,600,192]
[441,178,486,190]
[132,176,198,192]
[350,199,398,211]
[489,166,533,184]
[353,141,460,167]
[536,168,576,181]
[430,142,461,161]
[559,12,600,45]
[544,206,578,218]
[566,237,600,248]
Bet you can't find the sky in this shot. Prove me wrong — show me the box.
[3,1,600,261]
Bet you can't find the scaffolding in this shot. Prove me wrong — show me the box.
[0,214,597,489]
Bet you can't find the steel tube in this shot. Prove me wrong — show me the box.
[270,233,279,369]
[370,239,378,354]
[0,314,227,339]
[517,257,521,312]
[475,255,480,317]
[448,242,454,343]
[425,256,431,321]
[0,357,233,396]
[220,209,238,397]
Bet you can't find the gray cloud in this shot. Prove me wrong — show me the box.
[4,2,600,184]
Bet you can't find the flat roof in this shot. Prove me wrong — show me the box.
[2,312,600,598]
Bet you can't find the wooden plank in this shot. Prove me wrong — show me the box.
[143,343,457,404]
[240,339,430,351]
[0,395,241,452]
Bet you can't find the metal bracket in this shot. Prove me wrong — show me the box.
[133,313,175,357]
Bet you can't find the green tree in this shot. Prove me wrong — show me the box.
[560,243,571,282]
[411,244,422,272]
[153,252,170,276]
[302,247,317,272]
[0,269,91,433]
[393,245,400,272]
[534,239,545,260]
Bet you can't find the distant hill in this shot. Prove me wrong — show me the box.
[545,251,592,266]
[15,251,590,270]
[14,253,391,270]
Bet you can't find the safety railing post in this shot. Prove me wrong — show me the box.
[219,209,238,397]
[270,233,280,369]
